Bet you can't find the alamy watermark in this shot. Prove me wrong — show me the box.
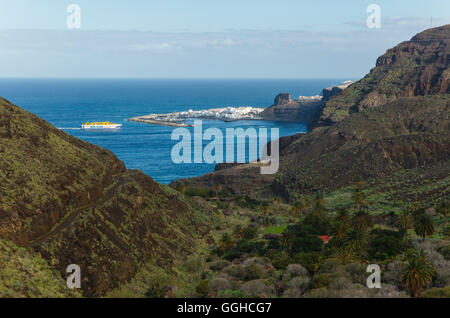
[366,264,381,289]
[366,4,381,29]
[66,264,81,289]
[171,120,280,174]
[67,4,81,29]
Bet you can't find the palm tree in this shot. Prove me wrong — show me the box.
[219,233,233,251]
[261,201,270,225]
[332,208,350,239]
[343,229,368,258]
[396,209,413,237]
[413,213,435,242]
[351,181,367,212]
[292,200,306,216]
[312,192,326,213]
[281,228,296,254]
[337,208,350,223]
[436,200,449,225]
[402,249,435,298]
[352,210,374,233]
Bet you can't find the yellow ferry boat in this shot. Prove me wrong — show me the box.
[81,122,122,129]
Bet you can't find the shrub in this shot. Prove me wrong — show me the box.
[145,280,167,298]
[185,187,214,198]
[303,211,333,235]
[384,261,408,288]
[437,245,450,260]
[242,226,258,240]
[241,280,275,298]
[239,262,265,281]
[265,238,281,252]
[291,235,324,254]
[209,259,231,271]
[208,277,231,295]
[419,241,450,287]
[218,289,247,298]
[196,279,210,297]
[304,287,335,298]
[222,265,242,278]
[366,283,408,298]
[183,255,205,273]
[283,287,303,298]
[329,277,353,291]
[311,274,332,289]
[343,263,368,285]
[282,224,323,255]
[288,275,310,292]
[286,264,308,278]
[367,229,406,261]
[421,286,450,298]
[291,252,322,274]
[443,225,450,239]
[271,252,291,270]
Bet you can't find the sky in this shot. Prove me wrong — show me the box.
[0,0,448,78]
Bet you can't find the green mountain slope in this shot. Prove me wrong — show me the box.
[0,98,215,296]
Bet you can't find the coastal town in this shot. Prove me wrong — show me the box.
[127,106,265,127]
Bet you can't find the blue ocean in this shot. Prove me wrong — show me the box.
[0,79,343,184]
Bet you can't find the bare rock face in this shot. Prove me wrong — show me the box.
[274,93,292,105]
[261,93,323,124]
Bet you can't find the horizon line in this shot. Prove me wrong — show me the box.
[0,76,354,80]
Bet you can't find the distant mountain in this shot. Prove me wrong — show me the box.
[0,98,213,297]
[316,24,449,127]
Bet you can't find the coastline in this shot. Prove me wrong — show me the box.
[127,106,265,127]
[127,117,193,127]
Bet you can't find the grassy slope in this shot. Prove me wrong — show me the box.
[0,98,217,297]
[0,239,81,298]
[0,97,125,244]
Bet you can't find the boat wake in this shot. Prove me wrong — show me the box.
[58,127,82,130]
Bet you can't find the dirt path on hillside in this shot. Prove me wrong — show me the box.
[27,173,127,247]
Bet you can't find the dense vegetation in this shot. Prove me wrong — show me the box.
[146,183,448,298]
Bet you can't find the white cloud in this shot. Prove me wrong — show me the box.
[125,42,173,52]
[0,23,446,78]
[209,37,236,48]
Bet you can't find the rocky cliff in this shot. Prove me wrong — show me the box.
[261,93,323,124]
[316,24,449,127]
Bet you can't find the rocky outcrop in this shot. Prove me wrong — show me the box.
[273,93,292,105]
[261,93,323,124]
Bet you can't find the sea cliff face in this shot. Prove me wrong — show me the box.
[261,82,353,125]
[261,93,322,124]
